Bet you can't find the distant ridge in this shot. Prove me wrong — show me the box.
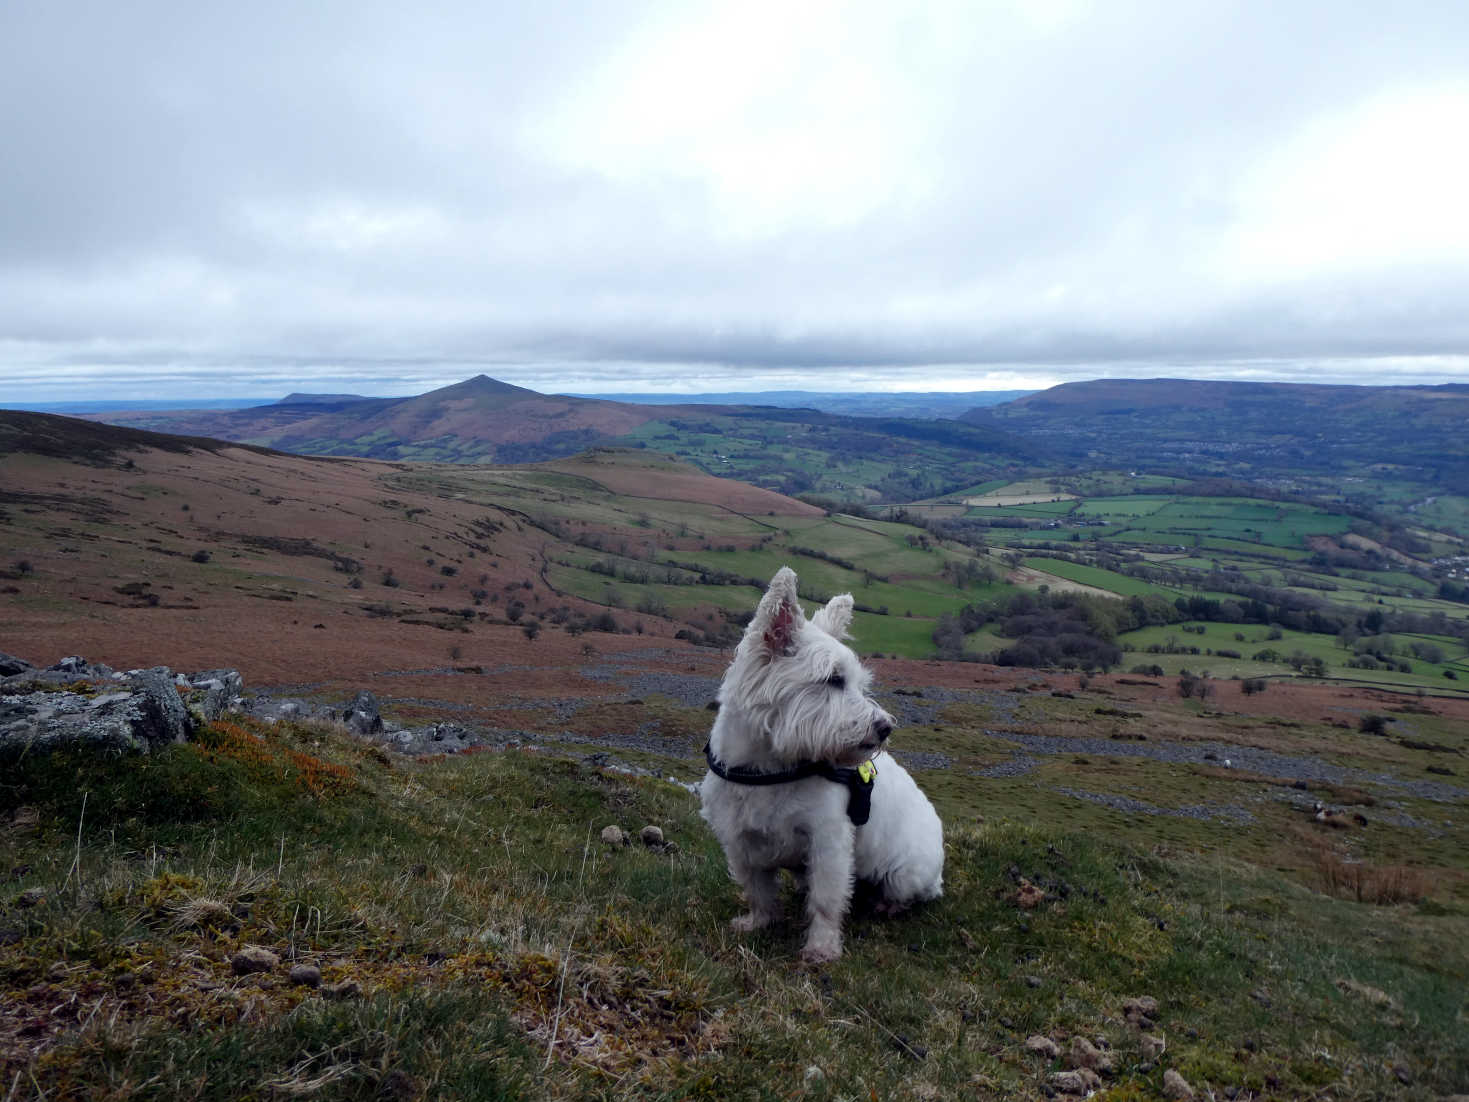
[85,374,682,463]
[963,377,1469,480]
[577,390,1033,419]
[274,392,370,406]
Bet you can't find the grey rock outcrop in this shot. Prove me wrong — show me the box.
[1,654,119,688]
[339,691,383,735]
[0,665,198,756]
[180,669,245,720]
[382,722,482,755]
[0,652,32,677]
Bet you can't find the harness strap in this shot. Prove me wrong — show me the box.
[704,743,876,826]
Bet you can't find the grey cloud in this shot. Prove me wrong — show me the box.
[2,1,1468,398]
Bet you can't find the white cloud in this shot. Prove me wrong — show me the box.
[1221,82,1469,279]
[1,1,1467,399]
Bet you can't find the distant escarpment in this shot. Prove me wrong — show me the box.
[962,378,1469,483]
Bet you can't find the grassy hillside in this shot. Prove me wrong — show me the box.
[4,695,1467,1099]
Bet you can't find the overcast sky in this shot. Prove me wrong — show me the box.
[3,1,1468,401]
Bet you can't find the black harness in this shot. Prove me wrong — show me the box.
[703,743,876,826]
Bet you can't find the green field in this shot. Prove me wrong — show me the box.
[1022,556,1181,598]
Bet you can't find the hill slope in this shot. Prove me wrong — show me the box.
[0,412,830,682]
[86,375,683,463]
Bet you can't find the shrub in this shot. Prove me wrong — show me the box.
[1358,714,1389,736]
[191,549,211,564]
[1178,673,1212,700]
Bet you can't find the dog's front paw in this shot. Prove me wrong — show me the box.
[799,934,842,964]
[731,911,774,933]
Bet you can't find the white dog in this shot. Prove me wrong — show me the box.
[700,566,944,963]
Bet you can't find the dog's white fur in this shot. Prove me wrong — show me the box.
[700,566,944,962]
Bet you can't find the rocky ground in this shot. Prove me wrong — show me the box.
[6,645,1462,833]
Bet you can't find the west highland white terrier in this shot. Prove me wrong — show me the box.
[700,566,944,963]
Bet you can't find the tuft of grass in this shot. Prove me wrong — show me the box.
[1307,839,1434,905]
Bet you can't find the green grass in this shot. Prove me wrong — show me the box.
[1022,556,1179,598]
[4,712,1467,1099]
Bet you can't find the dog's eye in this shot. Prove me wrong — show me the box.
[825,673,846,690]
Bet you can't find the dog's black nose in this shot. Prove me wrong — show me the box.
[874,719,892,742]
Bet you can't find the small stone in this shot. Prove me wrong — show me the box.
[1123,995,1159,1019]
[600,825,626,847]
[1066,1036,1114,1073]
[802,1066,824,1084]
[1025,1035,1060,1059]
[1014,878,1046,909]
[15,887,44,908]
[1049,1068,1101,1095]
[1140,1033,1166,1059]
[639,825,664,847]
[323,978,362,999]
[1392,1065,1412,1086]
[1162,1068,1195,1100]
[289,963,322,988]
[230,946,280,975]
[1026,975,1043,988]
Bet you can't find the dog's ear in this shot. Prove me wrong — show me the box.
[752,566,802,657]
[811,593,854,640]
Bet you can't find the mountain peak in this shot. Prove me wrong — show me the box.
[434,374,539,397]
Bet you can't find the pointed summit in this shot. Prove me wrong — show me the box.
[428,374,540,401]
